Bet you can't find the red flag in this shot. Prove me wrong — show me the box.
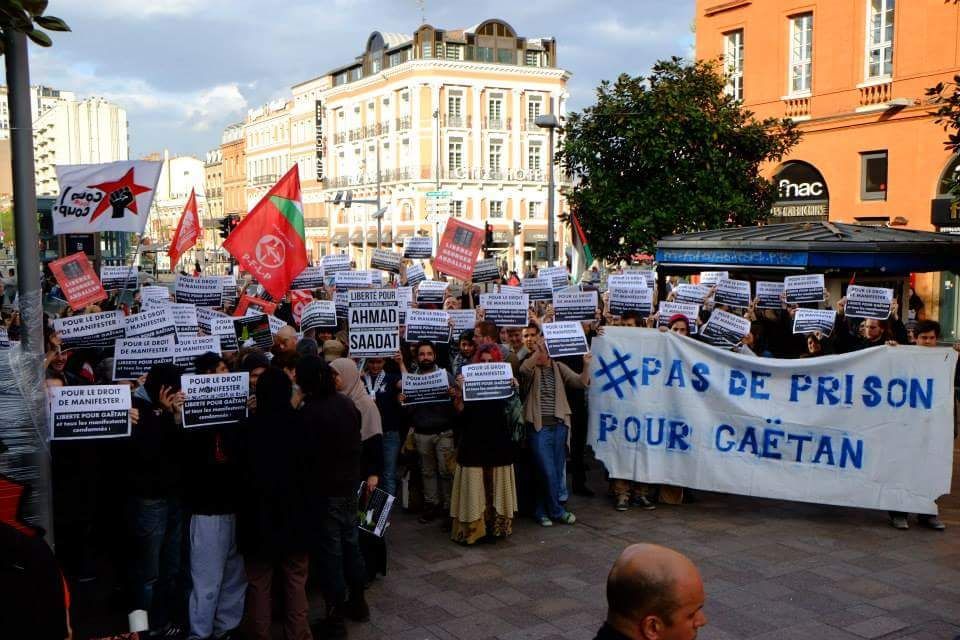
[223,166,307,300]
[289,289,314,325]
[168,188,200,266]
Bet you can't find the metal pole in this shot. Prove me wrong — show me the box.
[546,126,556,267]
[376,139,382,249]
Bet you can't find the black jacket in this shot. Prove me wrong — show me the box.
[300,392,362,497]
[592,623,630,640]
[125,395,184,499]
[183,427,243,515]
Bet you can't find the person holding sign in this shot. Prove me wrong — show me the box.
[834,296,907,353]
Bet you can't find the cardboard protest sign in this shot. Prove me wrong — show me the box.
[756,281,785,309]
[370,249,402,274]
[405,263,426,286]
[714,279,751,308]
[472,258,501,283]
[140,285,171,306]
[299,300,337,331]
[845,285,893,320]
[448,309,477,335]
[112,337,175,380]
[172,335,220,372]
[543,321,589,357]
[416,280,448,305]
[699,271,729,286]
[657,301,700,335]
[172,303,199,337]
[233,294,277,318]
[434,219,483,281]
[100,265,138,291]
[401,369,451,405]
[403,236,433,259]
[233,313,273,350]
[290,265,325,291]
[358,484,396,536]
[700,309,751,347]
[175,275,223,307]
[54,310,125,349]
[522,277,553,302]
[607,273,647,289]
[497,284,523,295]
[784,274,825,304]
[395,286,413,324]
[539,266,569,290]
[124,307,177,339]
[335,270,372,292]
[479,293,529,328]
[793,308,837,335]
[461,362,513,401]
[321,254,351,275]
[197,308,239,351]
[267,315,288,335]
[348,289,399,357]
[334,291,349,321]
[219,275,239,306]
[553,290,598,322]
[609,286,653,317]
[675,284,711,305]
[181,372,249,428]
[49,252,107,310]
[404,309,450,343]
[49,385,131,440]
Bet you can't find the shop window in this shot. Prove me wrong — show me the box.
[860,151,888,201]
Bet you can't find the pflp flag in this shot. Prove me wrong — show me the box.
[53,160,162,235]
[223,166,307,300]
[167,188,200,266]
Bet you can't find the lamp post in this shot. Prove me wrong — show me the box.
[534,113,559,266]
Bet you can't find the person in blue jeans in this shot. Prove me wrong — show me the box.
[519,336,592,526]
[362,355,404,497]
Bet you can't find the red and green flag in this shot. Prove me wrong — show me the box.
[223,166,307,300]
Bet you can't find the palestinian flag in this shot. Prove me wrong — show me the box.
[223,166,307,300]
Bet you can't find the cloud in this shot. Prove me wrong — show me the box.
[185,85,249,132]
[588,17,692,45]
[57,0,219,18]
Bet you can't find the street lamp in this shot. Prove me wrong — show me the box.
[535,113,560,266]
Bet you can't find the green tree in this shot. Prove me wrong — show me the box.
[0,1,71,52]
[558,57,800,261]
[927,74,960,200]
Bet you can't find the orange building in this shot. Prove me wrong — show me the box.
[695,0,960,331]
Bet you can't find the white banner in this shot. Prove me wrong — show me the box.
[53,160,162,234]
[588,328,957,514]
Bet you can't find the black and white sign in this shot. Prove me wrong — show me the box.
[0,327,10,349]
[793,308,837,335]
[404,309,450,343]
[472,258,501,283]
[714,279,751,308]
[141,285,171,306]
[198,308,239,351]
[290,265,325,290]
[675,284,711,305]
[608,286,653,317]
[220,276,238,306]
[497,284,522,296]
[54,310,126,349]
[448,309,477,334]
[335,291,349,320]
[416,280,448,305]
[700,309,751,347]
[171,303,199,338]
[300,300,337,331]
[461,362,513,401]
[335,270,372,292]
[405,263,426,287]
[100,265,137,291]
[403,236,433,259]
[401,369,451,405]
[607,273,647,290]
[542,321,589,357]
[479,293,529,328]
[396,286,413,324]
[349,289,399,357]
[181,372,249,428]
[113,337,175,380]
[699,271,729,286]
[553,290,598,322]
[539,266,569,290]
[756,281,785,309]
[784,274,825,304]
[124,307,177,339]
[172,335,221,372]
[627,269,656,288]
[522,277,553,302]
[234,314,273,350]
[49,385,131,440]
[358,485,395,537]
[267,315,288,335]
[845,285,893,320]
[322,254,351,275]
[370,249,402,274]
[175,275,223,307]
[657,301,700,335]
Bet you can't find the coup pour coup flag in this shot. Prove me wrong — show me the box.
[167,188,200,266]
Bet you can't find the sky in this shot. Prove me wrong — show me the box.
[13,0,695,158]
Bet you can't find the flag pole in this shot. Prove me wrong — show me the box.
[119,237,144,301]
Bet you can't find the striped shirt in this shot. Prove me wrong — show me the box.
[539,364,556,424]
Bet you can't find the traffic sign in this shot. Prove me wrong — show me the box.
[426,190,453,198]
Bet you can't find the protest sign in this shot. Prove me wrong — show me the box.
[756,281,785,309]
[172,336,221,372]
[522,277,553,302]
[181,372,249,428]
[628,269,657,288]
[416,280,448,305]
[54,310,125,349]
[140,285,171,306]
[197,308,239,351]
[402,369,451,405]
[657,301,700,335]
[219,275,238,306]
[675,284,710,304]
[553,290,598,322]
[607,273,648,289]
[700,309,751,347]
[124,307,177,339]
[113,337,175,380]
[434,219,483,281]
[171,303,199,337]
[142,295,172,311]
[322,254,351,275]
[289,289,314,325]
[472,258,501,283]
[348,289,399,357]
[461,362,513,401]
[290,265,325,291]
[699,271,729,286]
[404,309,450,343]
[448,309,477,335]
[784,274,826,304]
[479,293,529,328]
[405,263,426,286]
[609,286,653,317]
[49,252,107,310]
[335,291,349,320]
[49,385,131,440]
[358,484,396,536]
[793,308,837,335]
[234,294,277,318]
[234,314,273,350]
[370,249,402,274]
[403,235,433,259]
[395,286,413,324]
[542,321,589,357]
[497,284,523,296]
[175,275,223,307]
[299,300,337,331]
[100,265,137,291]
[589,328,957,513]
[0,327,10,349]
[714,279,751,308]
[53,160,161,235]
[845,285,893,320]
[335,270,372,292]
[540,266,569,290]
[267,315,287,335]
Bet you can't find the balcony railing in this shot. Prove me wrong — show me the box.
[396,116,412,131]
[858,81,892,109]
[443,115,470,128]
[524,118,543,131]
[248,174,278,186]
[484,117,511,130]
[783,96,810,119]
[334,132,346,145]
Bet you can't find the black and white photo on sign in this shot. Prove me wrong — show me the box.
[539,266,569,290]
[416,280,448,304]
[173,336,221,372]
[542,321,589,357]
[100,265,137,291]
[175,275,223,307]
[141,285,171,305]
[171,303,199,337]
[234,314,273,350]
[713,279,752,308]
[405,263,426,286]
[322,254,351,274]
[448,309,477,334]
[608,286,653,317]
[300,300,337,331]
[181,372,249,429]
[335,270,372,291]
[657,301,701,334]
[348,289,399,357]
[478,293,529,328]
[290,265,325,290]
[607,273,647,290]
[112,337,176,380]
[793,308,837,336]
[756,281,785,309]
[403,235,433,259]
[700,309,751,347]
[54,310,126,349]
[699,271,729,286]
[461,362,513,401]
[370,249,402,274]
[553,290,598,322]
[358,484,396,537]
[472,258,501,283]
[401,369,451,405]
[844,285,893,320]
[124,306,177,339]
[49,385,131,440]
[784,273,826,304]
[404,308,451,343]
[522,276,553,301]
[674,283,711,304]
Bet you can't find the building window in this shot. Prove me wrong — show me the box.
[451,200,464,217]
[488,94,503,128]
[489,141,502,174]
[724,29,744,101]
[448,137,463,171]
[866,0,895,79]
[447,91,463,127]
[528,141,542,172]
[525,50,541,67]
[497,48,514,65]
[489,201,504,218]
[371,56,382,73]
[446,44,462,60]
[422,41,431,58]
[528,201,542,219]
[477,46,494,62]
[527,96,542,124]
[861,151,888,200]
[790,13,813,94]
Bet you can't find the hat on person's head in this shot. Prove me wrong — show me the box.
[667,313,689,326]
[296,337,319,358]
[240,351,270,372]
[322,339,346,362]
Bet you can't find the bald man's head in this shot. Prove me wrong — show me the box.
[275,325,298,353]
[605,544,706,640]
